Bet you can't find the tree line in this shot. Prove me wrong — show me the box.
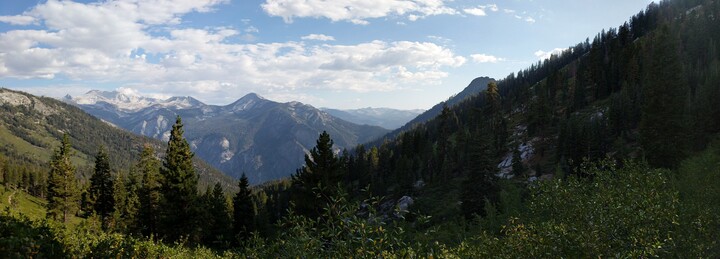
[43,116,255,248]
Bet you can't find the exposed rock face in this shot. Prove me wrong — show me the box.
[1,90,59,115]
[65,91,389,184]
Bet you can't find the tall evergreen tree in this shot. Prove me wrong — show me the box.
[512,144,524,177]
[121,169,141,235]
[460,128,500,220]
[203,183,232,248]
[137,144,162,237]
[46,134,80,223]
[159,116,199,242]
[111,173,127,231]
[639,25,688,168]
[291,131,341,218]
[0,154,6,184]
[88,146,115,229]
[233,174,255,243]
[485,81,508,155]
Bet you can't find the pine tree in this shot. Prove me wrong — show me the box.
[460,128,500,220]
[233,174,255,243]
[0,154,6,184]
[159,116,199,242]
[111,173,127,231]
[203,183,232,248]
[291,131,341,218]
[137,144,162,237]
[121,169,141,235]
[639,25,688,168]
[512,144,524,177]
[88,146,115,229]
[46,134,80,223]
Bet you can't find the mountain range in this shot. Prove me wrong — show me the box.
[0,88,235,191]
[63,91,395,183]
[321,107,424,130]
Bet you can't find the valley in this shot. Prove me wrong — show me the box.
[1,0,719,257]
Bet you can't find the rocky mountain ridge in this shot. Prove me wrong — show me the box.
[64,91,389,184]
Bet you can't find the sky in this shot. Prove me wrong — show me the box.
[0,0,654,110]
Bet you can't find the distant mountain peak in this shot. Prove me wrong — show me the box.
[161,96,205,109]
[242,92,265,100]
[227,92,270,112]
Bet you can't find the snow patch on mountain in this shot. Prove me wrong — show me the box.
[65,90,204,112]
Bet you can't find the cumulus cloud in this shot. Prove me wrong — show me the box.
[463,4,500,17]
[261,0,456,24]
[525,16,536,23]
[0,0,465,102]
[244,26,259,33]
[301,34,336,41]
[463,8,487,16]
[470,54,503,63]
[534,48,566,60]
[485,4,499,12]
[0,15,37,25]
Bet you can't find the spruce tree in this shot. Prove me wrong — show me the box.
[137,144,162,237]
[111,173,127,231]
[0,154,6,184]
[88,146,115,229]
[121,169,141,235]
[159,116,199,242]
[204,183,232,248]
[291,131,341,218]
[460,128,500,220]
[512,145,524,177]
[46,134,80,223]
[233,174,255,243]
[639,25,688,168]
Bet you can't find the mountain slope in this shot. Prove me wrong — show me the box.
[65,92,389,183]
[287,0,720,237]
[387,76,494,138]
[0,88,235,191]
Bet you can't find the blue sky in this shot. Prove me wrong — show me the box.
[0,0,653,110]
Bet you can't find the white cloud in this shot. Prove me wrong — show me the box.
[427,35,452,45]
[525,16,536,23]
[534,48,566,60]
[463,8,487,16]
[261,0,456,24]
[464,4,499,17]
[245,26,259,33]
[484,4,499,12]
[503,9,515,14]
[470,54,504,63]
[0,0,465,102]
[0,15,37,25]
[301,34,336,41]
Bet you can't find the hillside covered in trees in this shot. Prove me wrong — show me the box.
[1,0,720,257]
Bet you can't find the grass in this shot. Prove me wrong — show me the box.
[0,124,89,168]
[0,185,47,221]
[0,184,82,226]
[0,125,52,162]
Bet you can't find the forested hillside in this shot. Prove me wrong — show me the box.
[0,88,235,192]
[1,0,719,257]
